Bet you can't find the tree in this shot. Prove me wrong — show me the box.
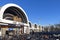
[50,25,55,32]
[44,27,49,32]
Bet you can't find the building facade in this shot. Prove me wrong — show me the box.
[0,3,29,36]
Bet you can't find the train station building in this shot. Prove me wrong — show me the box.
[0,3,42,37]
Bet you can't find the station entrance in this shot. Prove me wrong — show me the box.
[0,3,29,37]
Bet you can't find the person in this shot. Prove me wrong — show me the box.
[0,31,2,40]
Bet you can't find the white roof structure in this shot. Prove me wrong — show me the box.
[0,3,29,27]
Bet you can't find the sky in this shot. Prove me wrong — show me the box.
[0,0,60,25]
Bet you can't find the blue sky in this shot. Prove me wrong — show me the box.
[0,0,60,25]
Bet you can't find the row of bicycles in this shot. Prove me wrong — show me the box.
[0,32,60,40]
